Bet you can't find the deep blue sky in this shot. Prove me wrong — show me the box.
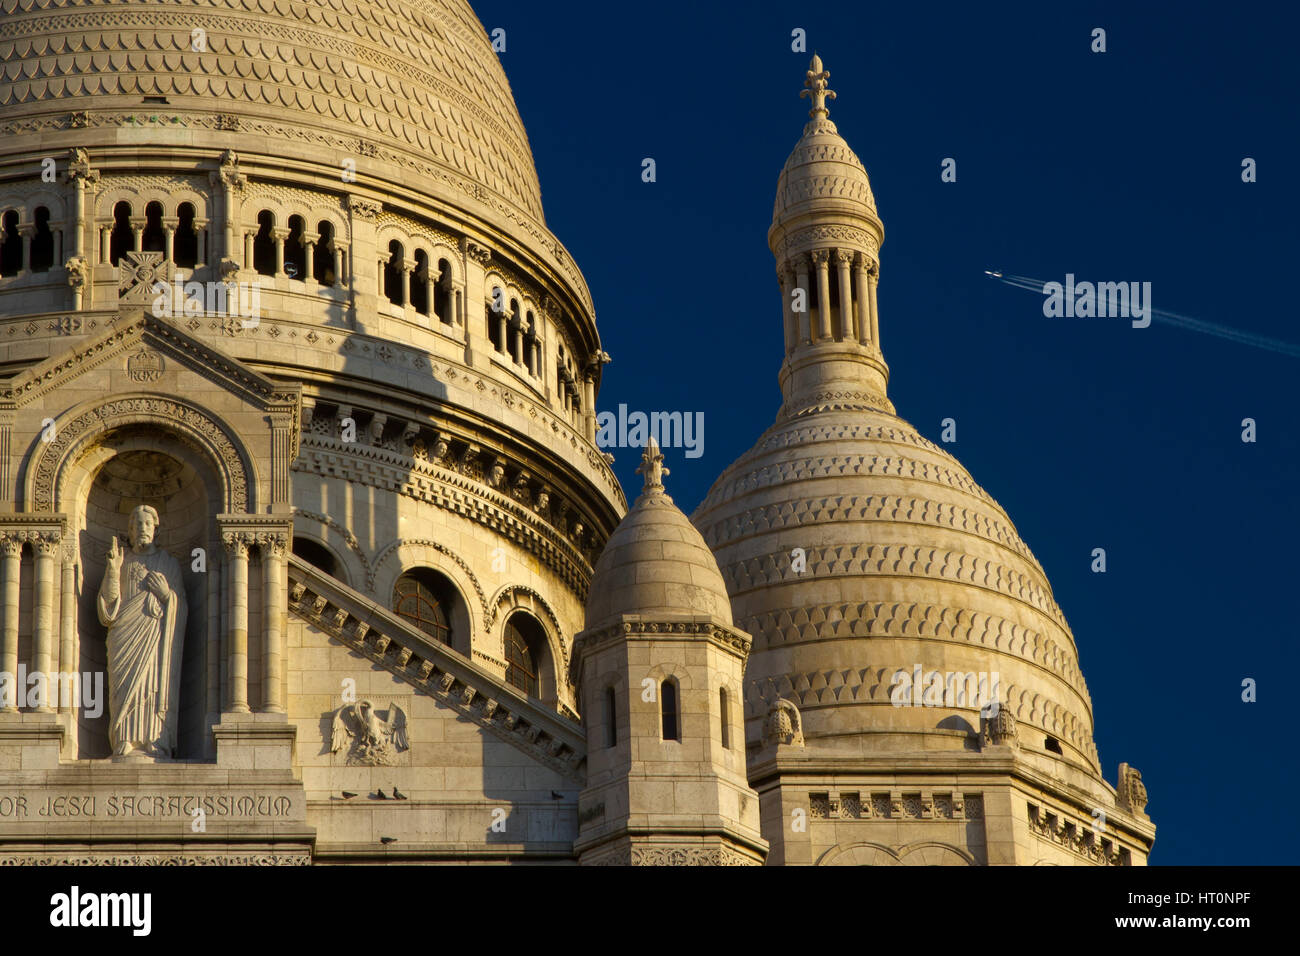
[475,0,1299,864]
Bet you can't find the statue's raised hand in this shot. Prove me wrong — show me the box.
[105,535,123,571]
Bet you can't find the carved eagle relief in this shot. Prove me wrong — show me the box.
[330,700,409,766]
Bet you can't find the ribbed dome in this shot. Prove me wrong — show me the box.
[585,440,733,631]
[0,0,545,221]
[772,120,877,227]
[692,404,1102,775]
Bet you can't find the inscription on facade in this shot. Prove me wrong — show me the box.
[0,792,293,819]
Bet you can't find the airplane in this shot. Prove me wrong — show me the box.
[983,270,1003,278]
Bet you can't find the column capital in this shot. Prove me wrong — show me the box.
[809,249,831,265]
[834,249,855,264]
[255,531,290,558]
[270,227,290,241]
[222,531,252,557]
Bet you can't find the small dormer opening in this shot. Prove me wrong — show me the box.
[1044,736,1063,754]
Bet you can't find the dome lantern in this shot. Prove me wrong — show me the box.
[770,57,891,419]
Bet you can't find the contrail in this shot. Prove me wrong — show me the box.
[985,271,1300,359]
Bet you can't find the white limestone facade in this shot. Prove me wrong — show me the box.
[0,2,1153,866]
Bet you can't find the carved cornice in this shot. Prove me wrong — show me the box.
[294,434,599,600]
[572,619,752,681]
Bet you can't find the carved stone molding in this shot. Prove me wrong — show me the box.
[31,397,250,513]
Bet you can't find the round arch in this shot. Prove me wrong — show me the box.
[25,394,256,514]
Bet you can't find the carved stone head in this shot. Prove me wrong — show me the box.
[127,504,160,552]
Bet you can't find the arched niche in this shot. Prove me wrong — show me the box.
[62,425,227,760]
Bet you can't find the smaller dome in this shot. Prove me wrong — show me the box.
[584,439,733,630]
[771,56,878,232]
[772,124,877,226]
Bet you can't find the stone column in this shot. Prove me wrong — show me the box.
[223,533,250,714]
[509,313,524,364]
[811,250,832,341]
[260,532,288,714]
[194,218,209,268]
[59,546,76,710]
[205,539,221,743]
[272,227,289,277]
[98,226,111,265]
[835,250,855,341]
[583,373,596,441]
[303,233,318,282]
[331,240,347,288]
[855,255,872,346]
[868,265,880,347]
[778,265,795,354]
[130,220,143,252]
[794,255,811,344]
[0,537,20,712]
[66,152,97,261]
[163,218,177,263]
[400,258,417,308]
[244,232,255,269]
[426,264,440,320]
[19,224,34,275]
[32,535,58,712]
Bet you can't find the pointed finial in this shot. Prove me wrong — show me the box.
[636,436,669,495]
[800,55,836,120]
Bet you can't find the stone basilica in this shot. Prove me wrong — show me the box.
[0,0,1153,865]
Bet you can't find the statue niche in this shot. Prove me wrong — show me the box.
[97,504,187,758]
[73,435,217,760]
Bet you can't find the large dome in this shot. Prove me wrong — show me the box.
[0,0,545,222]
[693,56,1104,785]
[692,405,1101,774]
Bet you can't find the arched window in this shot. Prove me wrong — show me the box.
[253,210,275,276]
[109,201,132,266]
[0,211,19,276]
[524,311,537,375]
[719,687,731,750]
[174,203,198,268]
[383,240,405,305]
[314,221,335,285]
[605,686,618,748]
[661,679,680,741]
[392,569,454,646]
[411,249,429,315]
[30,206,54,273]
[292,537,338,579]
[284,215,306,280]
[504,613,546,698]
[141,201,165,253]
[434,258,453,324]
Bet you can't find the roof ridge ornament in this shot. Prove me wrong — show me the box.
[636,436,669,496]
[801,54,836,121]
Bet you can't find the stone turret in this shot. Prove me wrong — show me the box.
[571,439,767,865]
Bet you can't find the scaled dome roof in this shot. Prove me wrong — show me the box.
[585,439,733,631]
[0,0,545,221]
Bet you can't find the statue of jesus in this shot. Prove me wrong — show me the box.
[97,504,187,758]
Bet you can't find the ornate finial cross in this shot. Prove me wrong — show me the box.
[636,436,669,494]
[801,54,836,119]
